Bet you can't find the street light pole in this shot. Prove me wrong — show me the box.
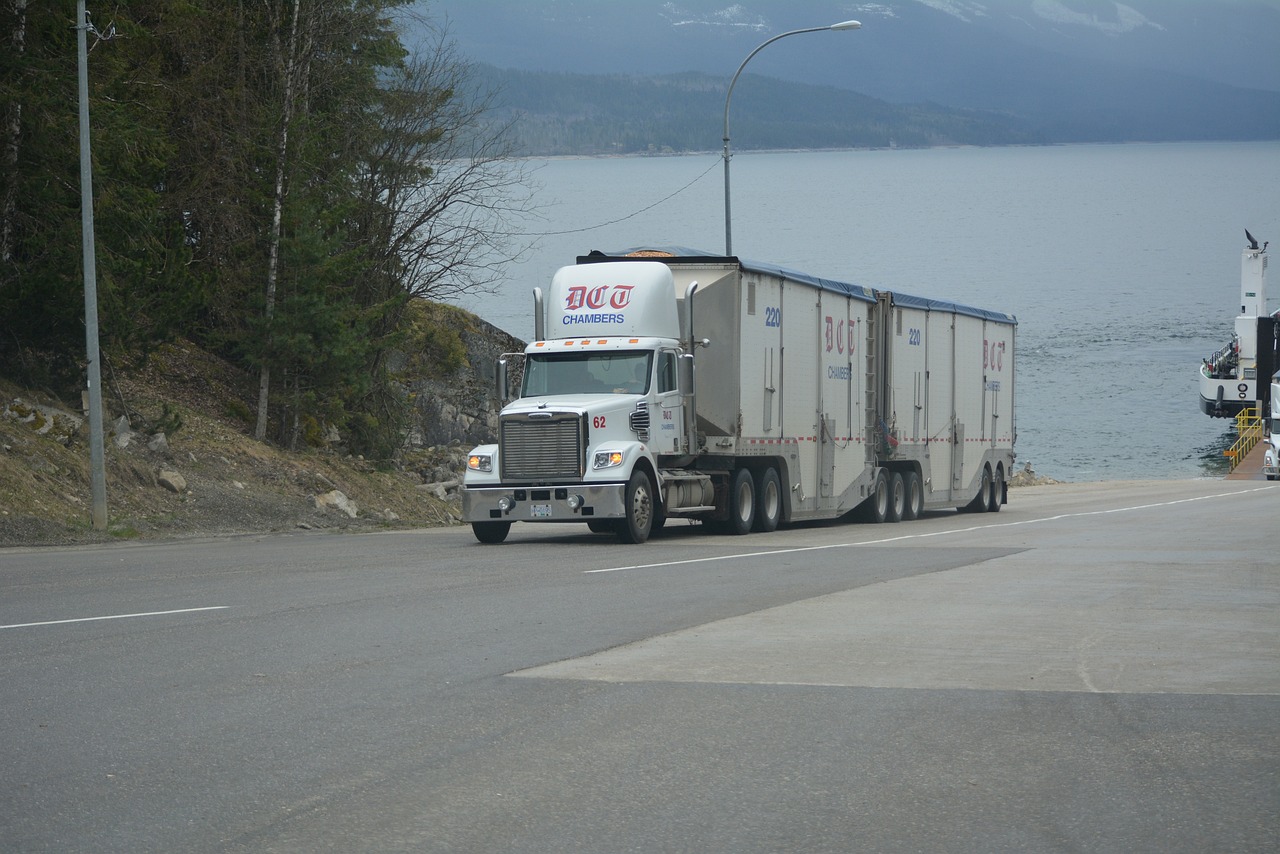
[76,1,108,531]
[722,19,861,256]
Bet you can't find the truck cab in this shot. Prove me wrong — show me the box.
[462,262,697,543]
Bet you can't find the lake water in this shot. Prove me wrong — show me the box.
[452,142,1280,482]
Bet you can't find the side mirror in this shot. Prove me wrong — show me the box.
[679,352,695,398]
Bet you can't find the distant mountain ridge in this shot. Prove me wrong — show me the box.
[421,0,1280,154]
[475,67,1046,156]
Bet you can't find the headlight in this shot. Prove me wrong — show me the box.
[593,450,624,469]
[468,453,493,472]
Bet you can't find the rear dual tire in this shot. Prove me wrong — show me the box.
[706,466,782,536]
[962,466,993,513]
[752,467,782,533]
[987,466,1004,513]
[902,470,923,521]
[727,468,756,535]
[865,470,890,523]
[866,469,922,523]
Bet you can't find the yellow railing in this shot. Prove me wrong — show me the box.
[1224,406,1264,472]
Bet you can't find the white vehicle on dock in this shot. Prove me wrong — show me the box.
[1265,378,1279,481]
[462,248,1017,543]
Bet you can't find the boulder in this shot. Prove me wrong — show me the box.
[315,489,358,518]
[157,469,187,493]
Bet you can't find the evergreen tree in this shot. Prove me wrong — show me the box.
[0,1,528,459]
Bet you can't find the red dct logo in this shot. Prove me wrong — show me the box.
[565,284,635,311]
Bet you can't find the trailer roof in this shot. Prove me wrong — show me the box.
[888,291,1018,325]
[582,247,876,304]
[583,247,1016,324]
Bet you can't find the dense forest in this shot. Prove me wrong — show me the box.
[477,67,1046,157]
[0,1,529,459]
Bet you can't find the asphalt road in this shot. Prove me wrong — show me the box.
[2,480,1276,853]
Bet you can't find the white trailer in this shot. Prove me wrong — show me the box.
[462,249,1017,543]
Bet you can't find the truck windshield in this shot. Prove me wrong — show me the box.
[523,351,652,396]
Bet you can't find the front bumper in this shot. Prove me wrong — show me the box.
[462,483,628,523]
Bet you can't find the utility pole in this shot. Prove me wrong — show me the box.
[76,1,108,530]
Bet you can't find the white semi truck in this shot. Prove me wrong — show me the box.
[462,249,1017,543]
[1265,377,1279,480]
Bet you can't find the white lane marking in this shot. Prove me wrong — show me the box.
[586,484,1278,574]
[0,606,229,630]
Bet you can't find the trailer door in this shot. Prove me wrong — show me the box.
[781,277,820,508]
[983,323,1012,448]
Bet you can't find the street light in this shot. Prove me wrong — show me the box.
[722,19,861,256]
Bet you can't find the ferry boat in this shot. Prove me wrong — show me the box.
[1198,231,1276,417]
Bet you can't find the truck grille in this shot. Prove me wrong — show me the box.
[500,414,585,481]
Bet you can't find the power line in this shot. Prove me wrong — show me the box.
[528,156,719,237]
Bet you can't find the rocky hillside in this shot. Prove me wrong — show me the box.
[0,308,524,548]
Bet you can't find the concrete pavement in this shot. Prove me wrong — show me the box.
[517,479,1280,696]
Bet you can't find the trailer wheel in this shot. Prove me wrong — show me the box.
[962,466,992,513]
[902,471,923,521]
[987,466,1004,513]
[886,472,905,523]
[864,470,889,523]
[472,521,511,544]
[728,468,756,535]
[617,469,655,544]
[753,467,782,533]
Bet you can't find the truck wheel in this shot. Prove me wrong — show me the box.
[752,467,781,533]
[987,466,1004,513]
[962,467,992,513]
[617,470,655,544]
[472,521,511,544]
[864,470,889,523]
[902,471,923,521]
[886,471,905,523]
[728,468,756,535]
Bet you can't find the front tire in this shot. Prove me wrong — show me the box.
[753,467,782,533]
[617,469,655,544]
[472,521,510,544]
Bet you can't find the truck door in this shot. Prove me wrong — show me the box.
[655,349,686,453]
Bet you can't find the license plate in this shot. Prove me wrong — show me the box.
[530,503,552,518]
